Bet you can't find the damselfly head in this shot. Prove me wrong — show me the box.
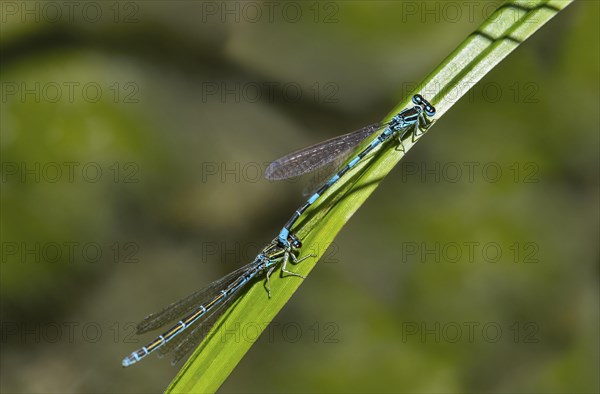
[422,103,436,117]
[412,94,424,105]
[412,94,436,117]
[288,234,302,248]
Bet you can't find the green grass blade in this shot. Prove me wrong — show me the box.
[165,1,573,392]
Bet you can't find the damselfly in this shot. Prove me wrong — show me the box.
[266,94,436,250]
[121,238,310,367]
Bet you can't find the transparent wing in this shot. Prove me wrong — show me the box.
[135,261,259,334]
[168,285,245,365]
[300,152,356,196]
[265,123,383,181]
[154,284,241,361]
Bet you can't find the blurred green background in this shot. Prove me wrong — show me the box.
[1,1,598,393]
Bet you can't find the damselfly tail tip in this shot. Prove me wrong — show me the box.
[122,354,138,367]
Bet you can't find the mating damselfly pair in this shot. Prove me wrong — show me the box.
[121,94,436,367]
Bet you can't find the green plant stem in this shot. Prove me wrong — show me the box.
[165,1,573,393]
